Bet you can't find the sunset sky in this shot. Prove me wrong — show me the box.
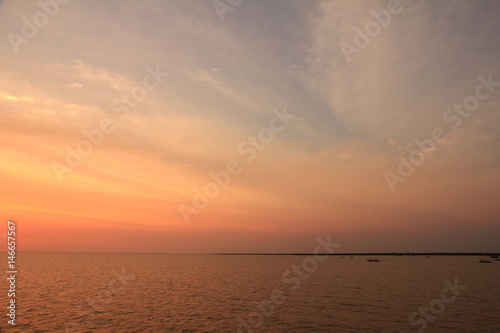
[0,0,499,253]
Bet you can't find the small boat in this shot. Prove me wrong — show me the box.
[479,260,492,263]
[367,259,380,262]
[494,259,500,262]
[426,256,431,258]
[490,255,499,259]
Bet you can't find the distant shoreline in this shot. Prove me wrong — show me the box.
[215,253,500,256]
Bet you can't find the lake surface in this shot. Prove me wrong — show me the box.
[1,254,499,332]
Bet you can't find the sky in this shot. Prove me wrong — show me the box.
[0,0,499,253]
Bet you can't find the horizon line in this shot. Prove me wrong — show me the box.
[4,251,500,255]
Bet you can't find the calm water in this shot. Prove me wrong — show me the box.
[1,254,499,332]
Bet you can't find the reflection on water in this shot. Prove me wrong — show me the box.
[1,254,499,332]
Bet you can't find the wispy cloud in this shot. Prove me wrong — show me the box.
[0,0,499,252]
